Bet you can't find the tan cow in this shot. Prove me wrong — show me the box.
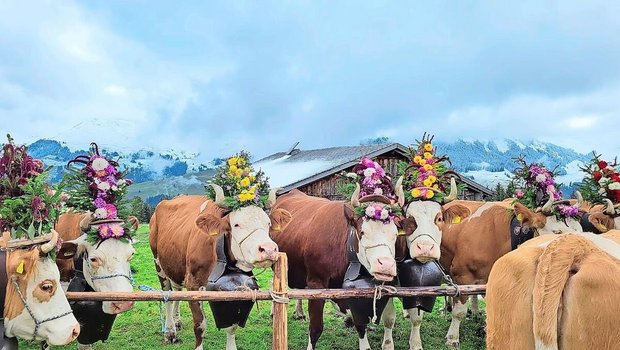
[150,186,291,350]
[438,196,583,349]
[486,231,620,350]
[2,230,81,346]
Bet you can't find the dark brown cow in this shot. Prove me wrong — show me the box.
[271,189,408,350]
[149,187,291,350]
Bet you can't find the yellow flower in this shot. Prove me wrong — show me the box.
[424,152,432,159]
[229,165,238,173]
[411,188,421,198]
[433,184,439,189]
[235,169,243,177]
[249,175,256,182]
[237,158,246,166]
[239,177,251,187]
[423,179,433,187]
[428,175,437,184]
[244,167,251,174]
[423,164,433,171]
[424,143,433,152]
[419,159,427,166]
[413,156,422,164]
[426,190,434,199]
[228,157,238,166]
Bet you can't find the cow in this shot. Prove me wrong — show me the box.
[149,185,291,350]
[54,212,136,350]
[270,188,399,350]
[577,198,620,233]
[486,231,620,350]
[1,230,81,348]
[438,195,583,349]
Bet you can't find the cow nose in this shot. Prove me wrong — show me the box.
[111,301,135,314]
[376,256,396,274]
[67,323,80,343]
[258,242,278,256]
[414,242,437,259]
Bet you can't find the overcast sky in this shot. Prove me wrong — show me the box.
[2,1,620,160]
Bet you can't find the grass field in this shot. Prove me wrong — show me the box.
[23,225,485,350]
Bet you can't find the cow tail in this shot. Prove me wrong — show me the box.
[149,210,159,257]
[532,234,598,350]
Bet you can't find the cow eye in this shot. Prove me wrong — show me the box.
[437,217,443,222]
[234,224,240,228]
[40,283,53,293]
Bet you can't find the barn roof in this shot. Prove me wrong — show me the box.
[255,143,494,196]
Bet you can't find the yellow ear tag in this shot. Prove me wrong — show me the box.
[516,213,523,222]
[208,230,219,236]
[397,229,406,236]
[597,224,608,232]
[452,216,462,224]
[16,261,24,274]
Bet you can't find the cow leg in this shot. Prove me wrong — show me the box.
[355,323,371,350]
[224,325,239,350]
[188,300,206,350]
[172,285,183,330]
[381,298,396,350]
[77,344,93,350]
[446,297,468,349]
[294,299,307,320]
[306,299,325,350]
[406,308,424,350]
[469,295,479,315]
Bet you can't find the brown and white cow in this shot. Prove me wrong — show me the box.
[149,186,291,350]
[2,230,81,346]
[438,195,583,349]
[271,187,404,350]
[486,231,620,350]
[394,178,473,350]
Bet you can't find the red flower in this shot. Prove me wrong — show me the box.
[612,173,620,183]
[598,160,608,169]
[609,189,620,202]
[593,171,602,181]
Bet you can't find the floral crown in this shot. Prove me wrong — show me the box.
[205,151,272,211]
[339,157,401,224]
[511,157,579,220]
[398,133,458,204]
[65,143,133,243]
[579,153,620,213]
[0,135,67,240]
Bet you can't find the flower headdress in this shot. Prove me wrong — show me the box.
[398,133,458,204]
[510,156,580,220]
[0,135,67,240]
[339,157,402,224]
[64,143,133,243]
[206,151,276,211]
[579,152,620,215]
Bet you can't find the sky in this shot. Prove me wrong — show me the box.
[1,1,620,160]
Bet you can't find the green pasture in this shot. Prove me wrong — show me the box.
[23,225,485,349]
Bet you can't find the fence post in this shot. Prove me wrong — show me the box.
[272,252,288,350]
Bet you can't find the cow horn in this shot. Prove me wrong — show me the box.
[265,188,280,209]
[395,176,405,207]
[604,198,616,215]
[351,183,361,207]
[40,229,59,254]
[443,177,458,203]
[541,193,554,215]
[210,184,228,208]
[79,212,93,232]
[574,191,583,208]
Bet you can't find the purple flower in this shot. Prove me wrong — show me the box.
[557,204,579,218]
[94,198,107,208]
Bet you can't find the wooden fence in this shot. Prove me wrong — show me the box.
[65,253,486,350]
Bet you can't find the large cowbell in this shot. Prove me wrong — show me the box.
[398,258,443,312]
[207,234,258,329]
[342,227,391,325]
[67,258,116,345]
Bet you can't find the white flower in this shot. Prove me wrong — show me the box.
[363,168,376,177]
[94,208,108,219]
[599,188,607,194]
[365,206,375,217]
[380,208,389,220]
[117,179,126,186]
[374,188,383,195]
[599,178,609,186]
[535,174,547,183]
[609,182,620,190]
[111,185,118,191]
[97,181,111,191]
[92,157,109,171]
[345,172,358,179]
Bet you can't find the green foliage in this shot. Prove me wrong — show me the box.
[128,197,151,223]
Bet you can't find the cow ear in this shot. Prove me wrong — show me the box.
[57,242,78,260]
[270,208,292,234]
[396,217,417,236]
[8,249,38,278]
[443,204,471,225]
[588,212,613,233]
[196,213,230,236]
[344,204,356,224]
[395,235,408,261]
[513,203,545,229]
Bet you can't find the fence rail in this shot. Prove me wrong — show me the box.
[64,253,486,350]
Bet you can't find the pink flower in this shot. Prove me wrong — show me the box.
[105,204,118,219]
[110,224,124,238]
[515,190,524,199]
[546,185,556,194]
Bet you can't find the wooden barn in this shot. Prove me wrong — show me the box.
[255,143,494,200]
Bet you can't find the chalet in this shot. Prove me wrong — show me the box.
[255,143,494,200]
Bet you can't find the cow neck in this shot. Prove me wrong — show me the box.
[510,215,537,250]
[579,212,603,235]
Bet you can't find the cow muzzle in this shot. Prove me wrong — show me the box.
[411,242,440,263]
[255,242,279,266]
[370,256,397,281]
[103,300,135,314]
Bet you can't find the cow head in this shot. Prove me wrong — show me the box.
[513,195,583,234]
[587,199,620,232]
[395,177,471,262]
[196,184,292,272]
[347,185,402,282]
[58,214,136,315]
[4,230,80,345]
